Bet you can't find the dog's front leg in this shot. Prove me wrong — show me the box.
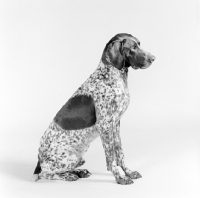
[114,121,142,180]
[96,116,133,185]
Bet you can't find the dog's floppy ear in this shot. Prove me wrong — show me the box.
[102,39,125,70]
[120,38,133,68]
[119,39,126,55]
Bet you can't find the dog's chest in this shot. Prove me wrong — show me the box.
[94,64,130,118]
[72,62,130,119]
[115,72,130,118]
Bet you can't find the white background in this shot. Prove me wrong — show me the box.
[0,0,199,197]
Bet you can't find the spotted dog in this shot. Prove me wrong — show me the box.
[31,33,155,185]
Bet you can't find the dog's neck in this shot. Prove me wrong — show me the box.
[100,56,129,72]
[96,60,129,83]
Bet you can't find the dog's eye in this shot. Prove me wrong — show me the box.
[132,45,137,50]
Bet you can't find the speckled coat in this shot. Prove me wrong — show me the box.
[38,60,133,181]
[35,32,155,184]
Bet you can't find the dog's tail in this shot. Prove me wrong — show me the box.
[31,158,41,182]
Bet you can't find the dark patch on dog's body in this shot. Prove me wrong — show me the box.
[54,95,96,130]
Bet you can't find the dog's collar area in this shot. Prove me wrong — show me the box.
[120,67,128,73]
[98,61,128,76]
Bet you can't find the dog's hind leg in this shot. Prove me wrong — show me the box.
[38,169,91,181]
[38,146,91,181]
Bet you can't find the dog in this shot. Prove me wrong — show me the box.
[31,33,155,185]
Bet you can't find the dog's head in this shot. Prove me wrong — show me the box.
[102,33,155,70]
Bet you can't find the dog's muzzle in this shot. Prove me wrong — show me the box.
[140,54,156,69]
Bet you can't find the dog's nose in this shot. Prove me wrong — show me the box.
[148,55,156,63]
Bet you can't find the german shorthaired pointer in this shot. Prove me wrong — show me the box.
[31,33,155,185]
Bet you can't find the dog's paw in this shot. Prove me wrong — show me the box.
[31,174,40,182]
[125,170,142,179]
[57,172,80,181]
[65,173,80,181]
[115,176,133,185]
[72,169,91,178]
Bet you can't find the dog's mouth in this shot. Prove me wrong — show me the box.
[131,59,154,70]
[138,63,145,68]
[139,64,150,69]
[133,63,149,69]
